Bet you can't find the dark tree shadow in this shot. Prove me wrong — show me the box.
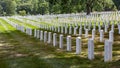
[112,0,120,10]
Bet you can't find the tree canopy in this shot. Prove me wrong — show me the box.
[0,0,119,16]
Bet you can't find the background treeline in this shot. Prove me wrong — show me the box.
[0,0,120,16]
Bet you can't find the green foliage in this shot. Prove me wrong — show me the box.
[51,4,61,14]
[18,10,26,16]
[0,0,119,15]
[31,0,39,14]
[0,5,3,15]
[37,0,49,15]
[103,0,117,11]
[17,3,32,14]
[4,0,16,15]
[113,0,120,10]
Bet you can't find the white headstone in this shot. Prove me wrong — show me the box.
[52,26,54,31]
[44,31,47,42]
[105,25,108,32]
[100,30,104,42]
[79,28,82,36]
[48,32,52,43]
[40,31,43,40]
[76,37,82,54]
[37,30,40,38]
[109,31,114,42]
[85,29,88,38]
[29,29,32,36]
[74,27,77,35]
[53,33,57,46]
[58,26,60,32]
[104,40,113,62]
[98,25,101,32]
[67,36,71,51]
[92,29,95,40]
[84,24,86,30]
[111,24,114,32]
[88,38,94,60]
[25,28,28,34]
[118,23,120,34]
[88,22,91,30]
[21,26,25,32]
[59,34,63,49]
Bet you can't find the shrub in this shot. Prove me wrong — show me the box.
[19,10,26,16]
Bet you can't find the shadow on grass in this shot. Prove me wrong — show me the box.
[0,55,114,68]
[0,28,119,68]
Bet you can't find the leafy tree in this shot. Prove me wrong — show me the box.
[0,0,119,15]
[17,3,32,14]
[113,0,120,10]
[19,10,26,16]
[85,0,117,15]
[37,0,49,15]
[0,5,3,15]
[31,0,39,14]
[1,0,16,15]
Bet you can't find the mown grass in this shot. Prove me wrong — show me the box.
[8,18,38,29]
[21,18,53,26]
[0,18,119,68]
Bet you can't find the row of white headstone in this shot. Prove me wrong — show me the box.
[9,15,120,37]
[4,17,118,62]
[5,17,116,42]
[15,17,40,28]
[2,17,115,62]
[24,11,120,22]
[3,17,34,36]
[33,29,114,62]
[7,16,117,43]
[37,21,120,36]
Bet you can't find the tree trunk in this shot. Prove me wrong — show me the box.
[86,3,91,15]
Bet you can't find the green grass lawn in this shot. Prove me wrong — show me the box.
[21,18,53,26]
[0,18,120,68]
[8,18,38,29]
